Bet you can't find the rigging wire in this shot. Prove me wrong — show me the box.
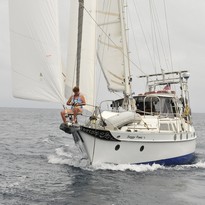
[151,0,169,71]
[130,0,175,91]
[163,0,174,71]
[96,0,112,100]
[149,0,159,73]
[151,0,175,91]
[153,0,175,73]
[163,0,175,91]
[82,3,146,75]
[132,0,156,71]
[98,0,111,65]
[130,0,174,76]
[152,1,170,71]
[127,9,142,70]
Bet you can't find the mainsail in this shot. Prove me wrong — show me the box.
[96,0,131,94]
[9,0,65,104]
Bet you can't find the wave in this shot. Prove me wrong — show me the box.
[48,145,205,173]
[173,161,205,170]
[48,145,89,168]
[1,175,27,189]
[91,161,205,172]
[92,163,165,172]
[90,161,203,171]
[42,134,65,145]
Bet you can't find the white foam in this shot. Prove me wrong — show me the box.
[43,135,66,145]
[55,147,73,158]
[90,161,205,172]
[48,145,89,168]
[92,163,165,172]
[48,154,71,165]
[42,138,53,144]
[173,161,205,170]
[48,154,89,168]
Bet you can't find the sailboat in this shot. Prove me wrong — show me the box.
[9,0,197,165]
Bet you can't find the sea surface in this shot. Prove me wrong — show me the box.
[0,107,205,205]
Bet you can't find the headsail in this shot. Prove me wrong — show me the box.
[96,0,130,94]
[9,0,65,104]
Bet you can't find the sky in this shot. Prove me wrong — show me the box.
[1,0,205,112]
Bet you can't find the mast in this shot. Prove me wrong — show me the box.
[119,0,131,97]
[76,0,84,87]
[119,0,135,111]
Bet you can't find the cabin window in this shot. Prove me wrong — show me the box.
[160,98,174,117]
[173,123,177,132]
[160,123,169,131]
[169,123,174,131]
[152,98,161,113]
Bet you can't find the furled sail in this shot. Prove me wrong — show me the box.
[9,0,65,104]
[65,0,97,111]
[96,0,129,93]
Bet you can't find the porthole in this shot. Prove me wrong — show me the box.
[140,145,144,152]
[115,144,120,151]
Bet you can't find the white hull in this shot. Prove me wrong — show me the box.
[75,127,196,165]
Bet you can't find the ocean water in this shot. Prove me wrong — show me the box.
[0,107,205,205]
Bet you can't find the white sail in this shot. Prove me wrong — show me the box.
[9,0,65,104]
[65,0,97,111]
[64,1,78,99]
[96,0,129,93]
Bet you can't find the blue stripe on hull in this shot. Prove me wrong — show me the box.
[138,153,196,166]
